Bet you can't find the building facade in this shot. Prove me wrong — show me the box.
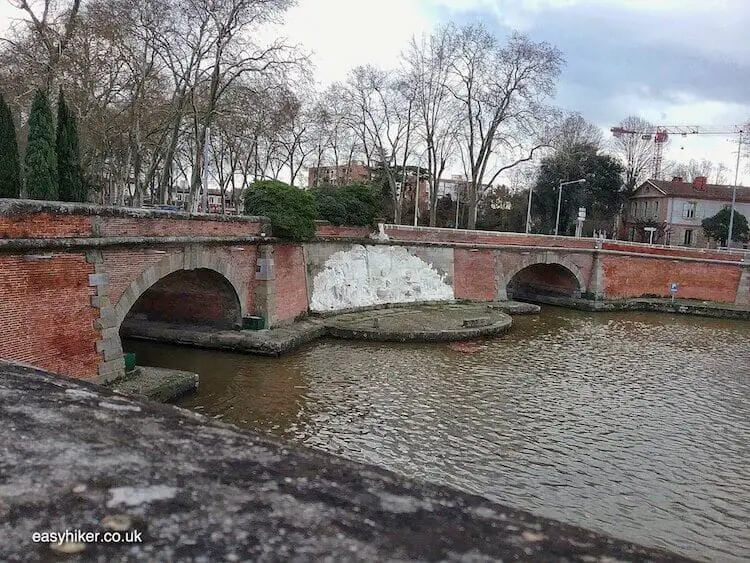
[307,161,373,187]
[624,177,750,248]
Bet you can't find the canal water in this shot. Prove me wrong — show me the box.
[124,307,750,562]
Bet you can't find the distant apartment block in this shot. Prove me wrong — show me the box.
[307,161,372,187]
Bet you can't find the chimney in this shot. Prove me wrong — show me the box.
[693,176,707,190]
[671,176,683,183]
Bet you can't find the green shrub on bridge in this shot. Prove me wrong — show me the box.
[242,180,317,241]
[310,182,381,226]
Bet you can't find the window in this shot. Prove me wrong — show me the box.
[683,202,696,219]
[683,229,693,246]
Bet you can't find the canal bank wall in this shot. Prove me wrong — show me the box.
[515,294,750,320]
[0,360,694,562]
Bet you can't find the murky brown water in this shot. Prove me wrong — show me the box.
[124,307,750,561]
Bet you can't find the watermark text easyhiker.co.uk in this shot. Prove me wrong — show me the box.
[32,529,143,545]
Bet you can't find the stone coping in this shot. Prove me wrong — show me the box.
[0,198,269,224]
[0,235,275,250]
[0,361,693,562]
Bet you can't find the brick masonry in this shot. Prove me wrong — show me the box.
[0,213,92,238]
[602,255,743,302]
[273,245,309,324]
[454,248,497,301]
[127,269,242,328]
[0,253,102,379]
[98,216,263,238]
[314,223,373,239]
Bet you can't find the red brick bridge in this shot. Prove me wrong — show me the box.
[1,200,747,381]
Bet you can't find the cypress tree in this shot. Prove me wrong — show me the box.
[56,89,86,202]
[24,89,58,200]
[0,94,21,198]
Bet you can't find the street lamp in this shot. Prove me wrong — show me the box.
[727,130,745,248]
[525,186,534,234]
[554,178,586,236]
[413,150,428,227]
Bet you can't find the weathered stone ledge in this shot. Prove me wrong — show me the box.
[309,298,461,318]
[0,361,694,562]
[487,301,542,315]
[0,235,276,250]
[0,198,269,224]
[108,366,199,402]
[518,295,750,320]
[121,319,327,356]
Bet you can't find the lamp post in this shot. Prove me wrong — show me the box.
[413,162,420,227]
[525,186,534,234]
[727,131,744,248]
[554,178,586,236]
[413,149,428,227]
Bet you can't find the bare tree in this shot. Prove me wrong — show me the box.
[610,115,656,192]
[403,26,460,226]
[8,0,83,88]
[346,65,412,223]
[554,113,603,151]
[446,24,563,229]
[184,0,299,211]
[665,158,727,183]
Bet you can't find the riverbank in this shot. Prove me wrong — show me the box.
[519,295,750,320]
[0,360,694,562]
[121,296,746,367]
[121,301,536,356]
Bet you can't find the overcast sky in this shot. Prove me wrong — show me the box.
[2,0,749,182]
[281,0,750,182]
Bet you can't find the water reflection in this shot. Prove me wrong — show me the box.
[124,307,750,562]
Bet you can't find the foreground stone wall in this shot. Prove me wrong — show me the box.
[0,361,691,562]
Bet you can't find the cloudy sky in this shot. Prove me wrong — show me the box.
[281,0,750,181]
[2,0,748,182]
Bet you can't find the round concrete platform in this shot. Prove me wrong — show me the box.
[323,303,513,343]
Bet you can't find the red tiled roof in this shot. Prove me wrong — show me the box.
[643,179,750,203]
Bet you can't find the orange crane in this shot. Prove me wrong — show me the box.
[610,124,747,180]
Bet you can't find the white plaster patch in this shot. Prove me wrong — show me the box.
[98,401,141,412]
[107,485,178,507]
[310,245,454,311]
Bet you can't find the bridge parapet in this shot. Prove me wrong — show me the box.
[0,199,269,240]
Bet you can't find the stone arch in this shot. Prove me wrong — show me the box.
[503,253,586,300]
[114,246,247,328]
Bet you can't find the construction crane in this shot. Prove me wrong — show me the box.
[610,124,747,181]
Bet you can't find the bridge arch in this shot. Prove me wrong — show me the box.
[504,254,586,301]
[114,248,247,329]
